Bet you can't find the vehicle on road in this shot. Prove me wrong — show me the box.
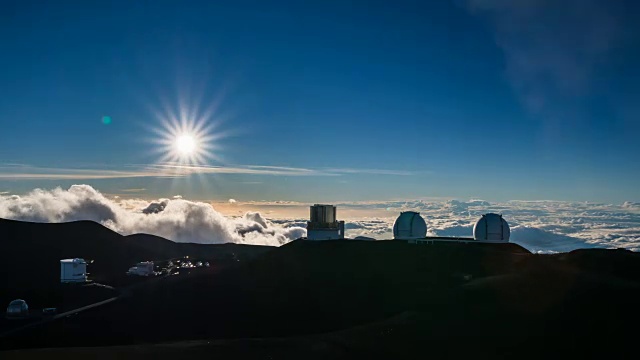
[127,261,155,276]
[42,307,57,316]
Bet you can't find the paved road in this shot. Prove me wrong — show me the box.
[0,280,137,339]
[52,296,119,320]
[0,267,218,342]
[0,272,184,340]
[0,296,119,339]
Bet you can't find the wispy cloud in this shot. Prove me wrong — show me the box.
[144,163,332,177]
[464,0,621,112]
[240,200,306,206]
[0,163,416,180]
[0,167,156,180]
[120,188,147,193]
[322,168,417,176]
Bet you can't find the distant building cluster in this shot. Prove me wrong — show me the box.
[392,211,510,244]
[305,205,511,243]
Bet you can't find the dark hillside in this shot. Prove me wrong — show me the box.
[1,239,535,348]
[2,219,640,357]
[0,218,272,310]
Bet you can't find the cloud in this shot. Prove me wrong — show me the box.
[343,219,392,239]
[244,200,305,206]
[622,201,640,209]
[145,163,332,177]
[509,225,599,253]
[0,185,306,246]
[271,218,393,240]
[429,223,474,238]
[2,187,639,252]
[120,188,146,193]
[0,169,155,180]
[250,198,640,252]
[326,198,640,251]
[443,199,492,215]
[141,199,169,214]
[0,163,415,180]
[464,0,621,111]
[321,168,417,176]
[228,199,237,204]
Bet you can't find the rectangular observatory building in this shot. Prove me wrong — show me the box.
[60,258,88,283]
[307,204,345,240]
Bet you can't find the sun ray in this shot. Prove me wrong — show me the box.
[147,94,233,175]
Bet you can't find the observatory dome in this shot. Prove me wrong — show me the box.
[6,299,29,318]
[393,211,427,240]
[473,213,510,241]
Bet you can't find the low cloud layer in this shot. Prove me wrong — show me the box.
[0,185,305,246]
[267,199,640,253]
[1,186,639,252]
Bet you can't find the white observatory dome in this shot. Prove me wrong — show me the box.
[393,211,427,240]
[473,213,510,241]
[6,299,29,318]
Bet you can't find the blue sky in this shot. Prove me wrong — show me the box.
[1,0,639,203]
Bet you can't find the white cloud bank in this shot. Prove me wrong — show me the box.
[1,186,639,252]
[0,185,305,246]
[332,199,640,252]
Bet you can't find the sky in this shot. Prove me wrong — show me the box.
[1,0,639,203]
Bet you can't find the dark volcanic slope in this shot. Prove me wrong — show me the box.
[3,239,535,349]
[3,312,637,360]
[0,218,272,308]
[3,219,640,357]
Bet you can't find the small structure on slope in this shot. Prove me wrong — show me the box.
[60,258,88,283]
[6,299,29,319]
[127,261,155,276]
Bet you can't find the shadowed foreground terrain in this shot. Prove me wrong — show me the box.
[1,218,640,358]
[0,218,272,309]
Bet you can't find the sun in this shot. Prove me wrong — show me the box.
[156,122,211,165]
[148,92,230,168]
[175,134,197,155]
[150,113,224,166]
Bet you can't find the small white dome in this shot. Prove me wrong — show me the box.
[393,211,427,240]
[473,213,510,241]
[6,299,29,317]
